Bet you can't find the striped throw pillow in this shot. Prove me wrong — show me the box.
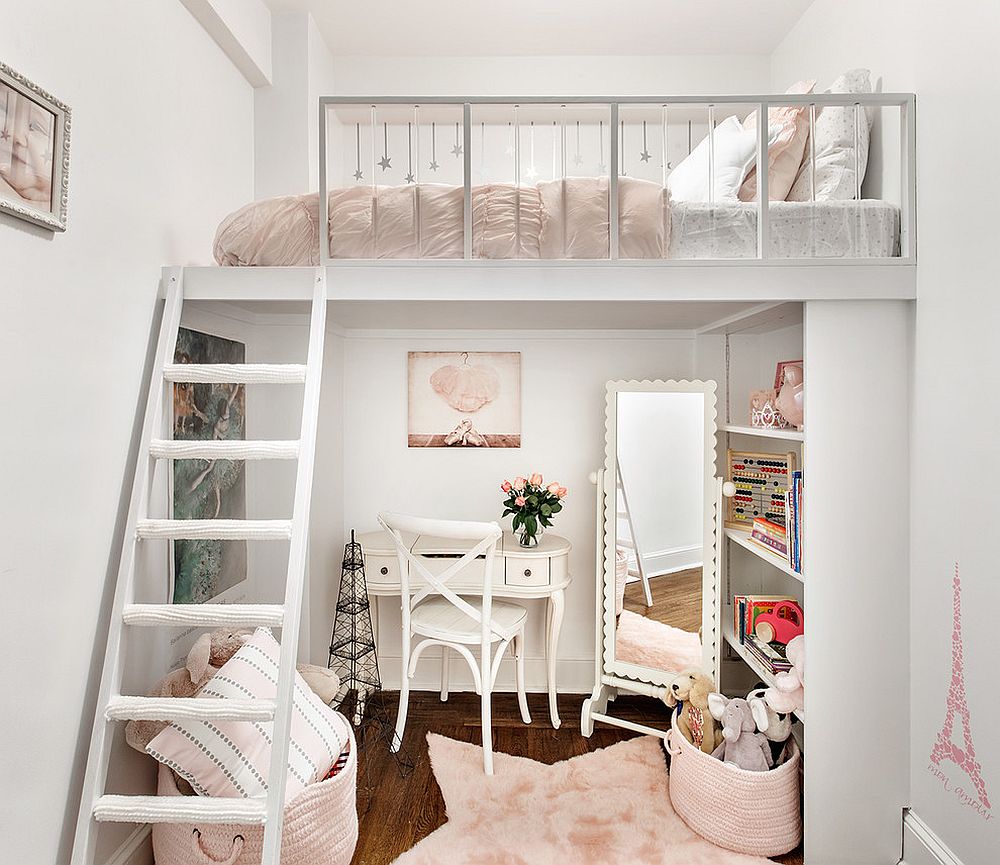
[147,628,350,802]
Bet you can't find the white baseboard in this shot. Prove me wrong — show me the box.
[106,826,151,865]
[644,544,702,578]
[901,811,964,865]
[379,655,595,696]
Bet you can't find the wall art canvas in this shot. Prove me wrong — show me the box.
[0,62,70,231]
[171,328,247,604]
[408,351,521,448]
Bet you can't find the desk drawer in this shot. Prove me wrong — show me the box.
[365,552,401,584]
[505,556,550,587]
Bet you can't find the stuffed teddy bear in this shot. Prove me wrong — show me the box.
[126,628,342,753]
[708,693,773,772]
[747,686,793,765]
[663,669,721,754]
[765,633,804,715]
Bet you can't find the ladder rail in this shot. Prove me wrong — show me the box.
[260,269,328,863]
[615,457,653,608]
[70,268,186,865]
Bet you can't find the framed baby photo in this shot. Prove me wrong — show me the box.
[0,62,71,231]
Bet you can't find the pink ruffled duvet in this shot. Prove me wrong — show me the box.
[213,177,670,265]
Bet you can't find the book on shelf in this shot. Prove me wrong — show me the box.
[743,634,793,674]
[732,594,798,644]
[750,517,788,558]
[788,470,803,573]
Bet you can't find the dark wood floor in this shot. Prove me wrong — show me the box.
[623,566,702,633]
[351,690,802,865]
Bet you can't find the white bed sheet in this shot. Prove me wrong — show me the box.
[667,199,900,259]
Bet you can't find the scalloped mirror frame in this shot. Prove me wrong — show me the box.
[601,379,720,689]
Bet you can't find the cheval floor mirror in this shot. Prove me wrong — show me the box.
[582,379,725,736]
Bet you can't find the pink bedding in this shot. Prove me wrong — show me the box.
[213,177,670,265]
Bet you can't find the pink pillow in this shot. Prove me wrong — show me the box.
[147,628,350,802]
[739,80,816,202]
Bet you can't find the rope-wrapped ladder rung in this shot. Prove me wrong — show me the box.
[93,795,268,824]
[162,363,306,384]
[149,439,300,460]
[105,695,276,722]
[122,603,285,628]
[136,519,292,540]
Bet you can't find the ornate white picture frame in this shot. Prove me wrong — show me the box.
[0,62,71,231]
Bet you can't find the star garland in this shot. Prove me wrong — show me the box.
[451,121,462,157]
[353,122,364,182]
[429,121,439,171]
[378,122,391,171]
[405,122,415,183]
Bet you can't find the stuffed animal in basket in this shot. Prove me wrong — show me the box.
[748,686,793,765]
[126,628,342,753]
[765,633,805,715]
[663,670,721,754]
[708,693,773,772]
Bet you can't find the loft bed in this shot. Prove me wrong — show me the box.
[212,78,915,270]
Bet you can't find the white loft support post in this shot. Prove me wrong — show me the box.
[757,99,770,259]
[802,300,910,865]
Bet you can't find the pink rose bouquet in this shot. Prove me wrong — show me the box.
[500,473,567,547]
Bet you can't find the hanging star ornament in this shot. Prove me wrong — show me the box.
[429,159,439,171]
[353,169,364,182]
[573,152,584,167]
[596,162,607,174]
[524,165,539,181]
[405,171,415,184]
[639,149,652,163]
[0,128,9,141]
[378,155,391,171]
[451,142,463,157]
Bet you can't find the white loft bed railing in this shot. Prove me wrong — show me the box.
[317,94,915,266]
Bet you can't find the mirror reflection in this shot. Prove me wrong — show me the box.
[613,390,705,675]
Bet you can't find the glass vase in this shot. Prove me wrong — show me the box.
[518,525,543,547]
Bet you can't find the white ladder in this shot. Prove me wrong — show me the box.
[615,457,653,608]
[70,267,328,865]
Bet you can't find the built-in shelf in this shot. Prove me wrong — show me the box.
[724,424,805,442]
[722,613,805,723]
[724,527,803,582]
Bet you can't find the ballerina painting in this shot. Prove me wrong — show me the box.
[407,351,521,448]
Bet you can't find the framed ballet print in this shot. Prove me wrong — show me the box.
[407,351,521,448]
[0,62,71,231]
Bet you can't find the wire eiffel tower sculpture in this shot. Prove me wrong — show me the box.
[929,563,990,809]
[328,530,415,796]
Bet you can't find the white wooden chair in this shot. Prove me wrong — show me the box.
[377,512,531,775]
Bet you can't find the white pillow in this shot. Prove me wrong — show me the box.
[147,628,350,802]
[787,68,875,202]
[667,115,776,203]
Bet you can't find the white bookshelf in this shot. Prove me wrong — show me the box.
[723,423,805,442]
[723,614,805,723]
[724,527,803,583]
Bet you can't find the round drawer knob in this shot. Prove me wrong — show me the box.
[380,566,389,576]
[523,568,532,577]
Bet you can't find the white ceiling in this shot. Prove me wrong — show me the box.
[263,0,815,57]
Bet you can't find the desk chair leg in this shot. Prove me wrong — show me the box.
[514,629,531,725]
[481,650,494,775]
[392,630,412,753]
[440,648,449,702]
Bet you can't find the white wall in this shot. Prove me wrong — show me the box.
[0,3,254,864]
[616,391,704,576]
[906,2,1000,862]
[773,2,1000,862]
[333,331,695,692]
[330,54,772,97]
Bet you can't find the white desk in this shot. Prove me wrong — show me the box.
[357,529,572,729]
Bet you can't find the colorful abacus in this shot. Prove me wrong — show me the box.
[725,449,797,531]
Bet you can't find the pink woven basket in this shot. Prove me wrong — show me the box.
[665,711,801,857]
[152,725,358,865]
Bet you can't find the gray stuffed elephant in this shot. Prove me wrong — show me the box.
[708,693,773,772]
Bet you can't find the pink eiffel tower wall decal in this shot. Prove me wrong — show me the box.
[929,564,991,809]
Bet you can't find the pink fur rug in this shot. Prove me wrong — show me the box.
[615,609,703,671]
[393,734,775,865]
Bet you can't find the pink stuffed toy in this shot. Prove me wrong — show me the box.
[766,634,804,714]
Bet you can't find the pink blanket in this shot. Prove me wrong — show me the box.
[213,177,669,265]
